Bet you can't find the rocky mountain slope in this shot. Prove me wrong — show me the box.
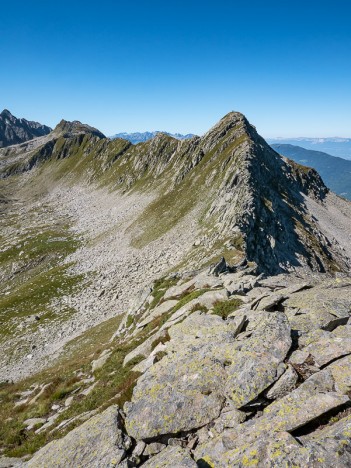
[272,143,351,200]
[1,112,351,466]
[0,109,51,148]
[110,131,195,144]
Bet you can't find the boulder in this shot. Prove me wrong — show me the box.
[195,369,350,466]
[303,334,351,368]
[0,457,24,467]
[163,278,196,300]
[91,349,111,372]
[143,446,196,467]
[327,354,351,394]
[301,413,351,466]
[209,257,229,277]
[255,293,288,311]
[25,406,131,467]
[23,417,46,430]
[284,281,351,333]
[265,364,298,400]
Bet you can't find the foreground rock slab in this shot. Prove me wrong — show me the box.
[143,446,196,467]
[125,310,292,440]
[25,406,130,467]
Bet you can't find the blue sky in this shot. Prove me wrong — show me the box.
[1,0,350,137]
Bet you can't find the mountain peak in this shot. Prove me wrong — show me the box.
[203,111,252,142]
[0,110,51,148]
[53,119,106,139]
[1,108,13,117]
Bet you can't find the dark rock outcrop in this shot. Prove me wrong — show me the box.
[0,109,51,148]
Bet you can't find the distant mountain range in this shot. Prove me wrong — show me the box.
[110,131,196,144]
[272,143,351,200]
[0,109,51,148]
[268,137,351,160]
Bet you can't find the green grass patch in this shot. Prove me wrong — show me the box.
[148,276,178,310]
[190,303,208,313]
[0,312,146,457]
[212,298,243,320]
[171,289,207,313]
[0,264,85,339]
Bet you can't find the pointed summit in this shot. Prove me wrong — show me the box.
[1,109,13,117]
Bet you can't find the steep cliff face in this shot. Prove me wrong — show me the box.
[0,109,51,148]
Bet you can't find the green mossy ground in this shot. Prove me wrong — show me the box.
[0,313,146,457]
[212,298,244,319]
[0,200,85,342]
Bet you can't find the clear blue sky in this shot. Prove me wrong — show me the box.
[1,0,350,137]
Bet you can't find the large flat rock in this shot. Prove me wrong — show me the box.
[284,280,351,333]
[143,446,197,467]
[125,311,292,439]
[195,368,350,465]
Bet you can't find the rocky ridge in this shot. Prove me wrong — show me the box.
[1,111,351,466]
[0,110,51,148]
[1,112,350,274]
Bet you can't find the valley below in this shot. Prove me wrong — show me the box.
[0,178,200,382]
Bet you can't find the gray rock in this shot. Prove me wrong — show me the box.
[258,369,349,433]
[193,273,223,289]
[327,354,351,394]
[133,440,146,457]
[301,413,351,466]
[163,278,196,300]
[222,270,262,295]
[255,293,288,311]
[196,431,313,467]
[23,417,46,430]
[131,354,157,373]
[225,312,291,407]
[195,369,350,466]
[284,282,351,333]
[0,457,24,468]
[288,349,310,365]
[91,349,111,372]
[158,289,229,331]
[209,257,229,277]
[212,408,247,434]
[125,311,291,439]
[65,396,74,407]
[123,328,169,366]
[125,348,227,440]
[303,334,351,368]
[265,364,298,400]
[26,405,130,467]
[143,446,197,467]
[196,289,229,309]
[143,442,166,456]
